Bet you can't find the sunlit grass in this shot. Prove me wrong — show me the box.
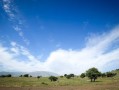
[0,73,119,87]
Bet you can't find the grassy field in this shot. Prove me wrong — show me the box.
[0,70,119,90]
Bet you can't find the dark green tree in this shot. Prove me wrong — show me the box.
[86,67,101,82]
[80,73,85,78]
[6,74,12,77]
[19,75,22,77]
[64,74,67,77]
[66,75,71,79]
[49,76,58,81]
[37,76,41,79]
[30,75,32,77]
[69,74,75,77]
[0,75,5,77]
[60,76,63,78]
[101,73,106,77]
[106,72,116,77]
[23,74,29,77]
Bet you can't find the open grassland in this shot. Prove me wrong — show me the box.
[0,70,119,90]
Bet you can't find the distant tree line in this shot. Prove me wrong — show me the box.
[19,74,42,79]
[64,74,75,79]
[0,67,118,83]
[19,74,33,77]
[80,67,117,82]
[0,74,12,77]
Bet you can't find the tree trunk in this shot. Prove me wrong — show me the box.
[91,79,92,82]
[94,78,95,82]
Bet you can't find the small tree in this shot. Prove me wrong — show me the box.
[69,74,75,77]
[30,75,32,77]
[80,73,85,78]
[0,74,12,77]
[101,73,106,77]
[106,72,117,77]
[0,75,5,78]
[37,76,41,79]
[19,75,22,77]
[6,74,12,77]
[60,76,63,78]
[64,74,67,77]
[86,67,101,82]
[49,76,58,81]
[23,74,29,77]
[66,75,71,79]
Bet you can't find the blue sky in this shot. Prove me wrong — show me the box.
[0,0,119,74]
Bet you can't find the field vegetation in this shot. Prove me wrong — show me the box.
[0,68,119,90]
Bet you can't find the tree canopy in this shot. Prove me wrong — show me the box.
[49,76,58,81]
[86,67,101,82]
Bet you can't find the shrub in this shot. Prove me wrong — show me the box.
[106,72,117,77]
[23,74,29,77]
[49,76,58,81]
[37,76,41,79]
[80,73,85,78]
[60,76,63,78]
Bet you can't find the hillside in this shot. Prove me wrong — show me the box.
[0,71,59,77]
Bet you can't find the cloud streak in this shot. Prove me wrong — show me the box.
[0,26,119,75]
[2,0,29,45]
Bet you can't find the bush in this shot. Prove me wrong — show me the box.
[0,75,6,77]
[19,75,22,77]
[66,75,71,79]
[49,76,58,81]
[6,74,12,77]
[80,73,85,78]
[0,74,12,77]
[23,74,29,77]
[30,75,32,77]
[101,73,106,77]
[41,82,48,85]
[69,74,75,77]
[37,76,41,79]
[106,72,116,77]
[60,76,63,78]
[64,74,75,79]
[64,74,67,77]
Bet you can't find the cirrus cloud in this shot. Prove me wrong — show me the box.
[2,0,29,45]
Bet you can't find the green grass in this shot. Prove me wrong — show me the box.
[0,70,119,87]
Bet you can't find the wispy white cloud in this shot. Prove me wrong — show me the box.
[2,0,29,45]
[0,26,119,75]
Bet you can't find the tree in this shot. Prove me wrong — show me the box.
[101,73,106,77]
[64,74,67,77]
[69,74,75,77]
[23,74,29,77]
[60,76,63,78]
[80,73,85,78]
[106,72,116,77]
[0,75,6,77]
[30,75,32,77]
[6,74,12,77]
[64,74,75,79]
[19,75,22,77]
[0,74,12,77]
[37,76,41,79]
[49,76,58,81]
[66,75,71,79]
[86,67,101,82]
